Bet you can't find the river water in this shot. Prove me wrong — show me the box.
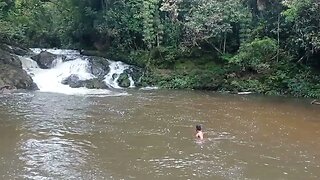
[0,90,319,179]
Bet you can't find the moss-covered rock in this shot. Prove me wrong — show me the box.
[117,73,131,88]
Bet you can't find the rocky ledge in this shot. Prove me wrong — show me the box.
[0,44,38,93]
[61,74,108,89]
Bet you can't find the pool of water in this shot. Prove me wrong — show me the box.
[0,90,319,179]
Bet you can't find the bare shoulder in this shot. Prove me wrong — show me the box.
[196,131,204,140]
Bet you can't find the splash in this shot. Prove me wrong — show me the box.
[104,61,135,89]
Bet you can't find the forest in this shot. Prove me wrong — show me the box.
[0,0,319,98]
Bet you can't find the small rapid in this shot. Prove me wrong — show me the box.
[20,49,136,96]
[104,61,135,89]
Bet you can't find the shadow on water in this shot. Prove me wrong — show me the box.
[0,90,320,179]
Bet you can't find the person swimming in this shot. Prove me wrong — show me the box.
[195,125,204,140]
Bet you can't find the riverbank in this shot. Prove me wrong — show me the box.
[1,42,319,99]
[1,0,319,98]
[101,47,320,99]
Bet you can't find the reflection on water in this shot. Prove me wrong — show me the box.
[20,137,91,179]
[0,90,320,179]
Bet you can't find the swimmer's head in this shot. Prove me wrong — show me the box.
[196,125,202,131]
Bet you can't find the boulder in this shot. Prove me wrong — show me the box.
[30,51,59,69]
[112,73,118,80]
[87,56,110,78]
[61,74,82,88]
[82,78,108,89]
[63,56,77,62]
[0,47,38,92]
[130,67,143,86]
[0,85,16,93]
[0,64,38,91]
[117,73,131,88]
[61,75,108,89]
[0,43,32,56]
[123,67,143,87]
[0,48,22,68]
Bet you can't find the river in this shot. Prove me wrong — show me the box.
[0,90,319,179]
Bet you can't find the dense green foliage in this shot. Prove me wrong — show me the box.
[0,0,319,97]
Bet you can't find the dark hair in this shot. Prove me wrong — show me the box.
[196,125,202,131]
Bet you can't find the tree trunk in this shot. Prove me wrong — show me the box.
[277,13,280,62]
[223,33,227,54]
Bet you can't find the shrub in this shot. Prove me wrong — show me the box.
[229,38,278,74]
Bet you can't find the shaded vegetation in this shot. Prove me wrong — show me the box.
[0,0,319,97]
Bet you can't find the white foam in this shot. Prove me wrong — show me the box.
[140,86,159,90]
[20,49,137,95]
[104,61,135,88]
[31,48,80,55]
[19,57,122,96]
[237,92,253,95]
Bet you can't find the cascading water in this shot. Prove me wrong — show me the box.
[20,49,136,95]
[104,61,135,89]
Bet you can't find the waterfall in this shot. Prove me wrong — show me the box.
[19,49,136,95]
[104,61,135,89]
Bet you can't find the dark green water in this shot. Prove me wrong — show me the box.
[0,90,319,179]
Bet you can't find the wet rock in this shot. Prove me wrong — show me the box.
[0,48,22,68]
[130,67,143,86]
[61,74,82,88]
[0,46,38,91]
[62,75,108,89]
[0,85,16,93]
[81,78,108,89]
[117,73,131,88]
[63,56,77,62]
[0,43,32,56]
[0,64,39,91]
[123,69,131,75]
[87,56,110,78]
[31,51,61,69]
[123,67,143,87]
[112,73,118,80]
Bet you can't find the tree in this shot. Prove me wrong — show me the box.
[141,0,163,49]
[182,0,251,54]
[282,0,320,66]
